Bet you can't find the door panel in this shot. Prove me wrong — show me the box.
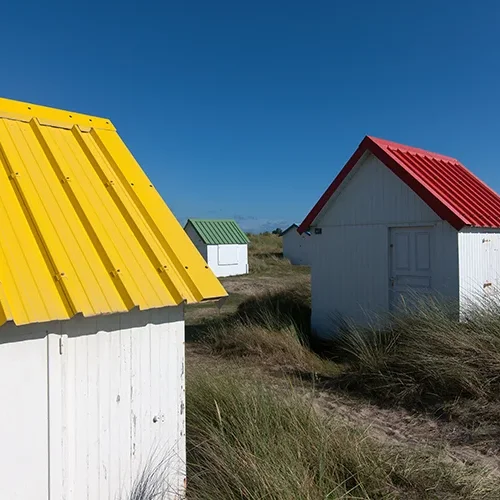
[394,232,410,270]
[415,232,431,270]
[390,227,433,311]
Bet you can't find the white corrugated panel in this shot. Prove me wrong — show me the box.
[459,229,500,314]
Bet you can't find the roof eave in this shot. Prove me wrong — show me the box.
[298,136,471,233]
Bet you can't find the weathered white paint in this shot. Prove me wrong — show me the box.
[0,306,185,500]
[206,244,248,277]
[389,226,433,311]
[310,153,459,336]
[0,330,50,499]
[282,229,311,265]
[184,224,248,277]
[458,228,500,313]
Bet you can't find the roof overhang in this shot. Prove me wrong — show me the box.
[298,136,471,233]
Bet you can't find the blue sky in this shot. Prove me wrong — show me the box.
[2,1,500,232]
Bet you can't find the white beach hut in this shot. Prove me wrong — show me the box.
[281,223,311,265]
[0,97,226,499]
[184,218,249,277]
[299,135,500,337]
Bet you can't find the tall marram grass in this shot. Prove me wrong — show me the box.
[248,233,282,256]
[247,232,293,275]
[338,298,500,425]
[186,367,500,499]
[205,312,337,376]
[200,287,337,376]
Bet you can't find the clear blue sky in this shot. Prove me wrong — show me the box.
[3,1,500,232]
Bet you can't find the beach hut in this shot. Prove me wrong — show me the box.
[299,136,500,337]
[0,97,226,499]
[185,219,249,277]
[281,223,311,265]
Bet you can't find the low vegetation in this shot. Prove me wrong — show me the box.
[247,232,298,275]
[184,233,500,499]
[337,299,500,438]
[248,232,282,257]
[204,313,337,377]
[186,367,500,499]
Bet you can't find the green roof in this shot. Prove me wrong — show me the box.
[186,219,249,245]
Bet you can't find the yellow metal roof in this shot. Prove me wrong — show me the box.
[0,97,227,326]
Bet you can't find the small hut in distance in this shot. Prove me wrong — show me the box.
[281,223,311,265]
[185,218,249,277]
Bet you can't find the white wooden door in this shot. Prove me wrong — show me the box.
[389,227,433,311]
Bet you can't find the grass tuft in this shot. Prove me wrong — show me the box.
[248,233,282,256]
[186,367,500,499]
[337,298,500,433]
[204,313,337,376]
[126,449,183,500]
[197,287,336,376]
[236,286,311,332]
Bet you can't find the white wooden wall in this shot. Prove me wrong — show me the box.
[0,329,50,500]
[0,306,185,500]
[282,231,311,265]
[310,153,459,336]
[206,244,248,277]
[459,228,500,313]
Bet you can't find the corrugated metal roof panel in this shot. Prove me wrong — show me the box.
[0,97,227,326]
[186,219,249,245]
[299,135,500,233]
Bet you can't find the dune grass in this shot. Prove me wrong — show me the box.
[186,367,500,500]
[204,312,338,377]
[186,241,500,497]
[196,286,337,376]
[247,232,298,275]
[336,298,500,432]
[248,232,282,256]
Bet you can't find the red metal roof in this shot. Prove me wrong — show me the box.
[298,136,500,233]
